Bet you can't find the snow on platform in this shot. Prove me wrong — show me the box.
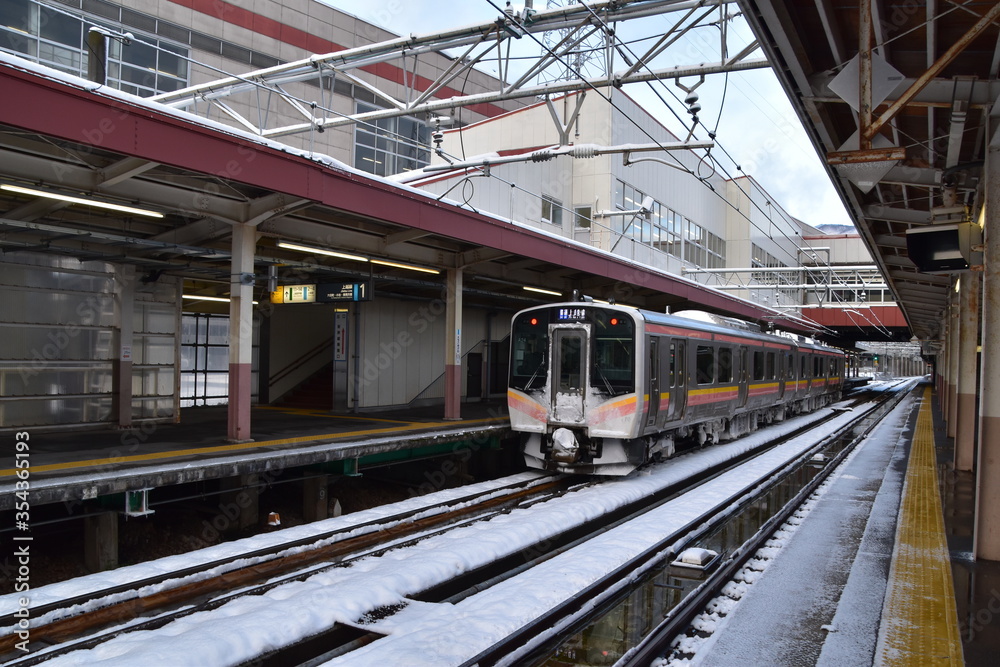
[669,382,923,666]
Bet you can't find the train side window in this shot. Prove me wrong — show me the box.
[668,342,677,387]
[786,352,795,379]
[717,347,733,383]
[765,352,775,380]
[676,340,686,386]
[752,350,765,381]
[801,355,809,378]
[814,356,822,377]
[696,345,715,384]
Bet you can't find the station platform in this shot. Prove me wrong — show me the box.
[0,402,511,510]
[689,382,999,666]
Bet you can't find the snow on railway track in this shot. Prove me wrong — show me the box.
[3,381,911,666]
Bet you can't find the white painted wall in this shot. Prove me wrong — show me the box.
[267,303,340,402]
[350,295,515,409]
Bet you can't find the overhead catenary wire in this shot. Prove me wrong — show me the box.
[470,1,849,335]
[548,0,828,270]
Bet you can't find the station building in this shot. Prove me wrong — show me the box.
[0,0,532,431]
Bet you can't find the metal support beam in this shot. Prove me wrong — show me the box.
[976,139,1000,560]
[864,2,1000,143]
[444,268,463,420]
[948,280,960,439]
[826,147,906,164]
[859,0,873,150]
[228,223,256,442]
[956,273,979,471]
[113,265,135,428]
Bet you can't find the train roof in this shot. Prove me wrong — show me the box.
[516,302,842,355]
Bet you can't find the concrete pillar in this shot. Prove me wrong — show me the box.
[113,265,134,427]
[444,268,463,420]
[956,273,980,471]
[220,474,259,532]
[976,139,1000,560]
[948,285,960,439]
[84,512,118,572]
[303,474,329,523]
[228,223,255,442]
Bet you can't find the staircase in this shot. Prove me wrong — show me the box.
[274,362,334,411]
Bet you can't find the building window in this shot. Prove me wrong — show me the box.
[354,102,430,176]
[0,0,189,96]
[684,219,725,268]
[573,205,592,228]
[180,313,259,407]
[612,179,683,257]
[541,195,563,226]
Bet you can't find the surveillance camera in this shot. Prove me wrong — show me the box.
[640,196,654,212]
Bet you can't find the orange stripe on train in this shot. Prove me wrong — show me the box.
[507,390,547,421]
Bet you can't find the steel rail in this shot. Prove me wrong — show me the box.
[618,383,912,665]
[462,384,908,666]
[229,389,894,666]
[0,474,570,660]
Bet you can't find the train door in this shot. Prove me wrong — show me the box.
[551,326,588,423]
[646,337,660,427]
[737,346,749,407]
[664,339,686,421]
[778,352,789,398]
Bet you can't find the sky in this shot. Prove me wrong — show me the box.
[319,1,854,230]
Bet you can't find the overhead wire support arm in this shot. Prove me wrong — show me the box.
[146,0,753,141]
[414,141,714,175]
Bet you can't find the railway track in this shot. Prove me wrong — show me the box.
[2,381,911,666]
[504,380,913,667]
[239,388,913,667]
[0,472,575,664]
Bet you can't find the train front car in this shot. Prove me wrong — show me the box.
[508,303,643,475]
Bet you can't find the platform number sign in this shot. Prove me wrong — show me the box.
[271,282,373,303]
[317,281,372,302]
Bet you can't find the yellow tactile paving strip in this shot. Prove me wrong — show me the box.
[877,386,963,665]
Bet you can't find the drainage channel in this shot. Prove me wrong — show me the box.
[526,384,911,667]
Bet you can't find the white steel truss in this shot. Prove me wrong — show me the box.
[150,0,765,139]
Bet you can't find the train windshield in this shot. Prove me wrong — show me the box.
[591,309,634,395]
[510,310,550,391]
[510,306,635,395]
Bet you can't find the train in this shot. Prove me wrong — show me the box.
[507,300,846,475]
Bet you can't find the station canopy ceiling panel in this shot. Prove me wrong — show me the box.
[740,0,999,343]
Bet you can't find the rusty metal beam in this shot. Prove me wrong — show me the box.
[863,2,1000,142]
[825,147,906,164]
[859,0,873,150]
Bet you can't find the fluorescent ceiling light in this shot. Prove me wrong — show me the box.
[371,258,440,274]
[524,286,562,297]
[183,294,258,304]
[1,184,164,218]
[277,241,367,263]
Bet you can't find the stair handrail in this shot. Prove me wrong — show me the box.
[270,335,335,386]
[406,338,487,406]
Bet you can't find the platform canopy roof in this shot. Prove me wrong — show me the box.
[0,55,827,338]
[741,0,999,344]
